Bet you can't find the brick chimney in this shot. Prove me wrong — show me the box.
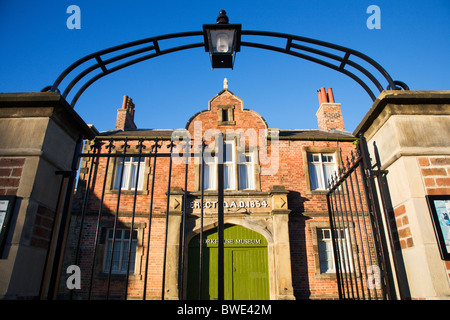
[316,87,345,131]
[115,95,137,130]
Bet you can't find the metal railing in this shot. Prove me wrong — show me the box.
[326,137,401,300]
[42,29,408,107]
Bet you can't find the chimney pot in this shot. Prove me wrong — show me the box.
[318,87,327,105]
[327,88,335,103]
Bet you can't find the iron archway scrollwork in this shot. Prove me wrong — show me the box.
[42,15,409,108]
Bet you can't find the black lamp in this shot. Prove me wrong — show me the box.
[203,10,241,69]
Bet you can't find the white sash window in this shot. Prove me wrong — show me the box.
[114,157,145,190]
[202,155,216,191]
[308,153,337,190]
[200,140,257,191]
[238,152,254,190]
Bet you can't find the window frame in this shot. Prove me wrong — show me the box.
[105,148,150,195]
[238,151,255,190]
[201,153,217,191]
[93,222,145,280]
[317,228,353,274]
[310,222,357,279]
[307,152,337,191]
[196,136,260,192]
[113,156,146,191]
[103,228,138,275]
[217,105,236,126]
[302,146,342,195]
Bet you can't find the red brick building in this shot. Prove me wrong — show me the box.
[64,81,358,300]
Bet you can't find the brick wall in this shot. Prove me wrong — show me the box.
[393,204,414,249]
[418,156,450,281]
[316,103,345,132]
[64,89,358,299]
[395,155,450,251]
[0,157,25,196]
[418,156,450,195]
[68,137,356,299]
[30,205,56,249]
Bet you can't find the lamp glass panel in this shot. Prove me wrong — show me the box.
[210,29,235,53]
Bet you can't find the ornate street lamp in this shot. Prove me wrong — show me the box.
[203,10,241,69]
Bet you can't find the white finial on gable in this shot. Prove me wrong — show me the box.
[223,78,228,90]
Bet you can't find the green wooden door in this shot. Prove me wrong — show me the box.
[187,224,269,300]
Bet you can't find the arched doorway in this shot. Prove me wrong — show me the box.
[187,224,269,300]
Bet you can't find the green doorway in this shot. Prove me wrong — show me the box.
[187,224,269,300]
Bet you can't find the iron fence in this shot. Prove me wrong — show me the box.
[44,135,227,300]
[326,137,401,300]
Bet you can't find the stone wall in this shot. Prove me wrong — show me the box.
[354,90,450,299]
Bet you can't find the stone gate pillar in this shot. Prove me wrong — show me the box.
[163,187,184,300]
[0,93,94,299]
[270,185,295,300]
[354,91,450,299]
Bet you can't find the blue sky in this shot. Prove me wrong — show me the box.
[1,0,449,133]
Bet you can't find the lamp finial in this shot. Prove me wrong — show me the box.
[216,10,229,24]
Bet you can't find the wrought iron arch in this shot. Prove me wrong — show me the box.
[43,29,408,108]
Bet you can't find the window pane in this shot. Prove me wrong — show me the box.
[112,245,121,271]
[114,161,124,189]
[224,142,233,163]
[239,164,254,190]
[224,164,234,190]
[318,238,334,273]
[104,229,137,274]
[129,164,138,189]
[204,155,215,164]
[322,154,334,163]
[222,108,228,122]
[308,163,323,190]
[129,162,145,190]
[137,163,145,190]
[238,153,252,164]
[115,157,145,191]
[122,163,131,189]
[323,164,336,189]
[202,164,215,190]
[121,242,129,272]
